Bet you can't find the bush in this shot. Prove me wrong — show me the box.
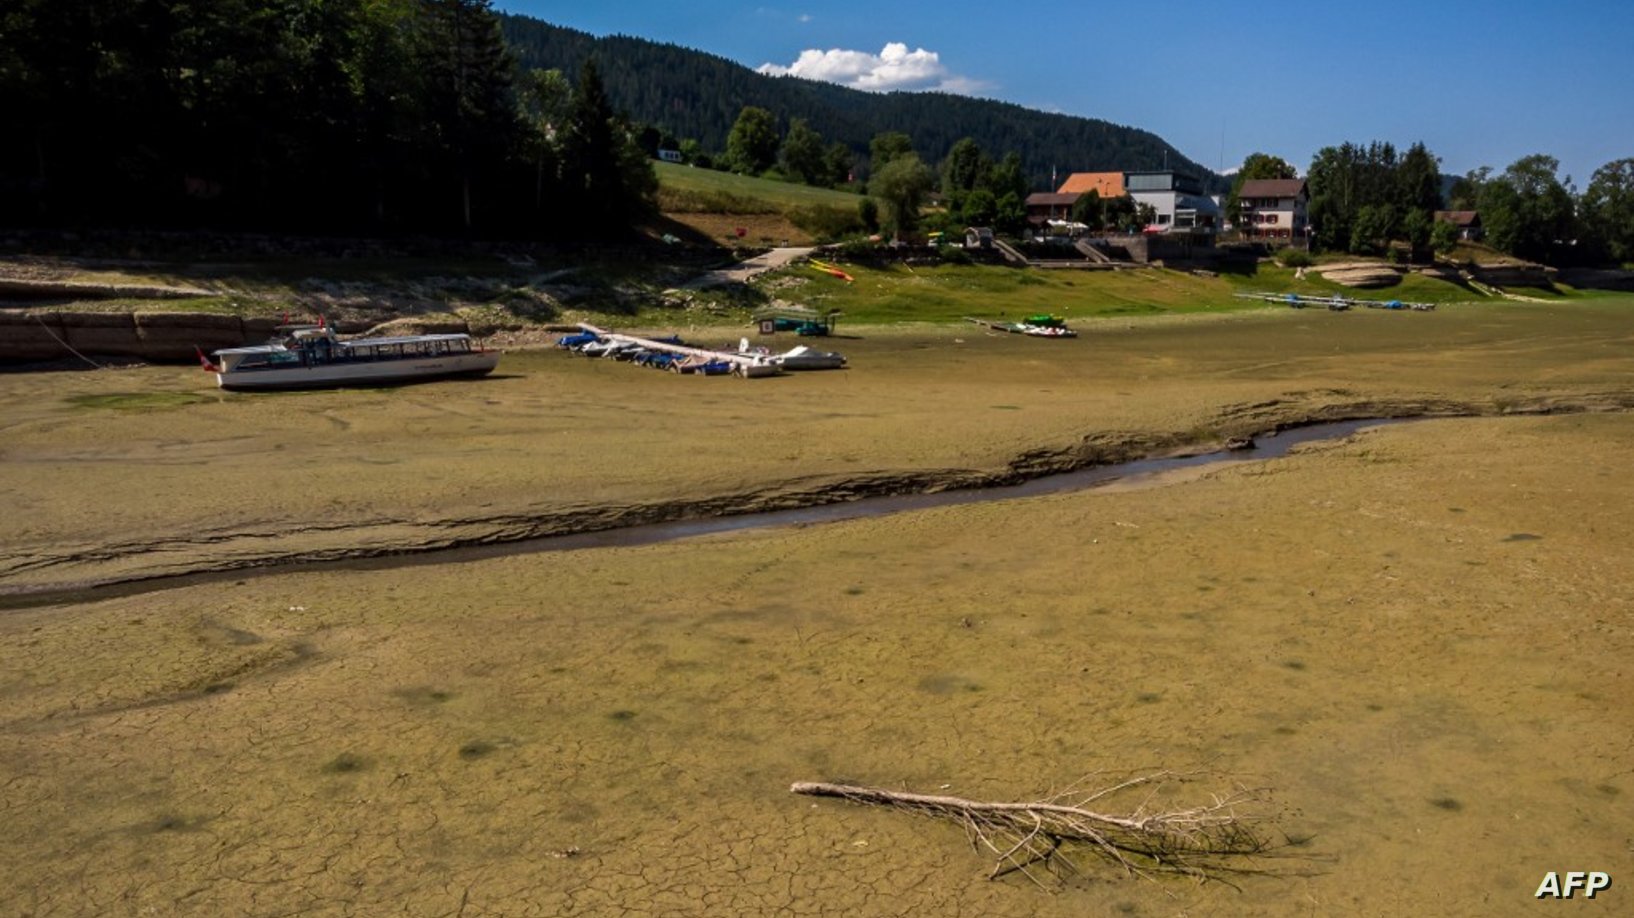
[831,239,880,262]
[786,204,865,242]
[857,197,880,232]
[1277,248,1314,268]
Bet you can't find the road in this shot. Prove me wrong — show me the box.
[679,246,814,290]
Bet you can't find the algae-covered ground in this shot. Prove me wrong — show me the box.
[3,298,1634,915]
[5,299,1634,594]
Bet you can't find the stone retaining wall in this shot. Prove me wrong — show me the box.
[0,311,375,363]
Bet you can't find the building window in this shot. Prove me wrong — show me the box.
[1266,214,1278,224]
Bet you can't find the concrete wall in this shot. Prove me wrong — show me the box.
[0,311,373,363]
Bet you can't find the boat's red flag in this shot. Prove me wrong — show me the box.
[194,346,220,372]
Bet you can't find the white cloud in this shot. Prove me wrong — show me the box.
[797,13,812,23]
[757,42,985,94]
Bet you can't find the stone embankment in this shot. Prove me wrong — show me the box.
[0,308,504,363]
[0,310,387,363]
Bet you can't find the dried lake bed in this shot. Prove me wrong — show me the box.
[2,299,1633,915]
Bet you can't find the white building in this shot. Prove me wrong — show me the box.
[1124,171,1221,236]
[1237,178,1309,243]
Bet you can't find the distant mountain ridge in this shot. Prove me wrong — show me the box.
[498,14,1221,192]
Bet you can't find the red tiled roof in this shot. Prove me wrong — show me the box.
[1435,210,1480,227]
[1057,172,1125,197]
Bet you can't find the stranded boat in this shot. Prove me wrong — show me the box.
[202,323,501,390]
[964,315,1079,338]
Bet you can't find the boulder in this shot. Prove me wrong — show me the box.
[1319,265,1402,288]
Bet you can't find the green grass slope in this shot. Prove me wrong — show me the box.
[655,161,867,213]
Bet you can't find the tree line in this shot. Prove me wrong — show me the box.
[705,108,1037,239]
[496,13,1217,193]
[1234,140,1633,266]
[0,0,655,237]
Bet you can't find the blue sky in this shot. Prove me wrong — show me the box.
[494,1,1633,187]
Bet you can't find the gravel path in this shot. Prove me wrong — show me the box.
[679,246,813,290]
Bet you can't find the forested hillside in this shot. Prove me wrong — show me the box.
[498,14,1219,189]
[0,0,657,238]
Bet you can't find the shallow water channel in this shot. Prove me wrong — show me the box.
[5,417,1411,609]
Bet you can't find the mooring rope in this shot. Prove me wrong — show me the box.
[32,313,108,369]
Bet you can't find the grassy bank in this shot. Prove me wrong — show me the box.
[755,259,1530,325]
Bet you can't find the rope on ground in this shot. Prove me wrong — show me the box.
[32,313,109,369]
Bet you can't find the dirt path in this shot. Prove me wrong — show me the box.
[679,245,814,289]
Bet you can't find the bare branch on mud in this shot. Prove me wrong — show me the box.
[791,773,1278,887]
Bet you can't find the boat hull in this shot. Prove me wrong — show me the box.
[216,351,501,390]
[776,356,847,370]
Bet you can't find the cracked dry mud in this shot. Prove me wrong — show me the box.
[2,300,1633,915]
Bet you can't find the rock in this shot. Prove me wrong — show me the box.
[1320,265,1403,288]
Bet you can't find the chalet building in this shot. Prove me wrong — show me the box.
[1434,210,1483,241]
[1125,170,1220,236]
[1024,192,1080,225]
[1237,178,1308,243]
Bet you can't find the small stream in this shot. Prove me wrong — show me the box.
[4,417,1414,609]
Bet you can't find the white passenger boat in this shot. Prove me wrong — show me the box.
[204,324,501,390]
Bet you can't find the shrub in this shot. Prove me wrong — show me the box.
[832,239,880,262]
[857,197,880,232]
[1277,248,1314,268]
[786,204,865,242]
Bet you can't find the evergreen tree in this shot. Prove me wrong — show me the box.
[417,0,519,231]
[560,58,655,236]
[940,137,991,224]
[1395,142,1443,214]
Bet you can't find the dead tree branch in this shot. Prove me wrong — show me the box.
[791,773,1275,886]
